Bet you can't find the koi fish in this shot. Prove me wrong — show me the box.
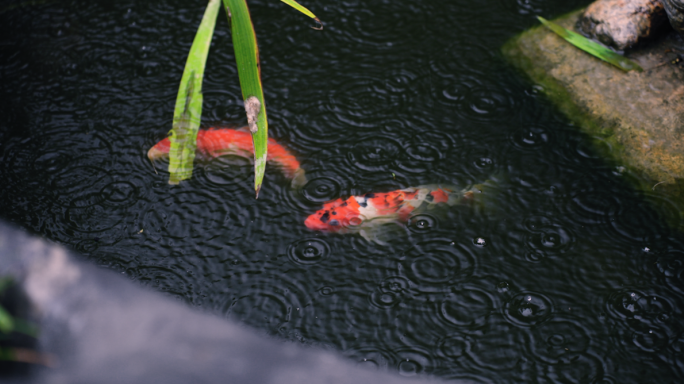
[304,182,497,243]
[147,127,307,188]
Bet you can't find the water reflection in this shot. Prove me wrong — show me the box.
[0,0,683,382]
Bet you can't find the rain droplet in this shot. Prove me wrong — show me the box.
[497,281,510,293]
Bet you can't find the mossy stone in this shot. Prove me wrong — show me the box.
[503,9,684,211]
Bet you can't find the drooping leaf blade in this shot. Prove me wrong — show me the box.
[537,16,643,72]
[279,0,322,29]
[222,0,268,197]
[168,0,221,184]
[280,0,315,18]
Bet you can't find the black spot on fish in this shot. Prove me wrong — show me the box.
[358,198,368,208]
[426,193,434,202]
[365,193,376,198]
[332,211,337,215]
[341,201,348,207]
[329,219,339,226]
[320,212,330,223]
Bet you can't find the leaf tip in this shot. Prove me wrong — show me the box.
[311,17,323,30]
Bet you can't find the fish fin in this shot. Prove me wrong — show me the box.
[413,201,451,221]
[458,174,505,214]
[358,217,407,245]
[290,168,308,190]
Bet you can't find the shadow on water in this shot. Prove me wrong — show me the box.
[0,0,683,382]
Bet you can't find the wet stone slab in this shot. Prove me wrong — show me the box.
[503,9,684,205]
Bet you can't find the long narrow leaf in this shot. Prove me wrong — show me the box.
[0,305,14,334]
[537,16,643,72]
[168,0,221,184]
[222,0,268,197]
[280,0,322,29]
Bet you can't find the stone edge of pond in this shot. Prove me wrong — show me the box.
[502,9,684,215]
[0,221,443,384]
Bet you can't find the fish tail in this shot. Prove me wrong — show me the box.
[290,168,308,189]
[458,173,506,212]
[266,139,305,184]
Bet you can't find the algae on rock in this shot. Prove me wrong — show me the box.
[503,9,684,205]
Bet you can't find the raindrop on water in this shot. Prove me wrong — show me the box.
[497,281,510,293]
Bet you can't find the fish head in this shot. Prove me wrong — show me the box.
[304,197,366,232]
[148,138,171,161]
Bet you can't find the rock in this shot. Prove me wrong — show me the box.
[663,0,684,36]
[0,221,442,384]
[503,10,684,206]
[577,0,670,50]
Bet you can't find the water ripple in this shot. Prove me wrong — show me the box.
[222,272,314,336]
[301,176,342,204]
[655,250,684,294]
[605,289,674,325]
[347,135,402,172]
[439,287,496,329]
[509,124,553,150]
[466,316,526,371]
[288,238,330,265]
[537,353,605,384]
[503,291,554,326]
[528,316,591,364]
[407,214,437,234]
[394,347,437,377]
[401,240,476,288]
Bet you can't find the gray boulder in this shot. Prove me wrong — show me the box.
[0,221,441,384]
[578,0,670,50]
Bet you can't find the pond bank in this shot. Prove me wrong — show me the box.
[503,9,684,209]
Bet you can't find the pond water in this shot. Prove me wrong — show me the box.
[1,0,684,382]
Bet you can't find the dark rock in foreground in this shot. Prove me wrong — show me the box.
[0,222,439,384]
[578,0,669,50]
[503,10,684,205]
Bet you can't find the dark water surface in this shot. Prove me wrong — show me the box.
[2,0,684,382]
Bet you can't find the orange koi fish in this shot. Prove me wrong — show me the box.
[148,127,307,188]
[305,183,492,242]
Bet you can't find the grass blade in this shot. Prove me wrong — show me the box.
[168,0,221,184]
[537,16,643,72]
[0,305,14,334]
[280,0,322,29]
[222,0,268,197]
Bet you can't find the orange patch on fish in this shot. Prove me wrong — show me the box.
[430,188,450,204]
[305,185,463,233]
[148,127,306,187]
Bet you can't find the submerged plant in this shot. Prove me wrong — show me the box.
[167,0,321,197]
[537,16,643,73]
[0,276,50,367]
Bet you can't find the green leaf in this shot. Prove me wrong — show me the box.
[0,347,14,361]
[12,318,39,337]
[168,0,221,184]
[280,0,322,29]
[537,16,643,72]
[222,0,269,197]
[0,305,14,334]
